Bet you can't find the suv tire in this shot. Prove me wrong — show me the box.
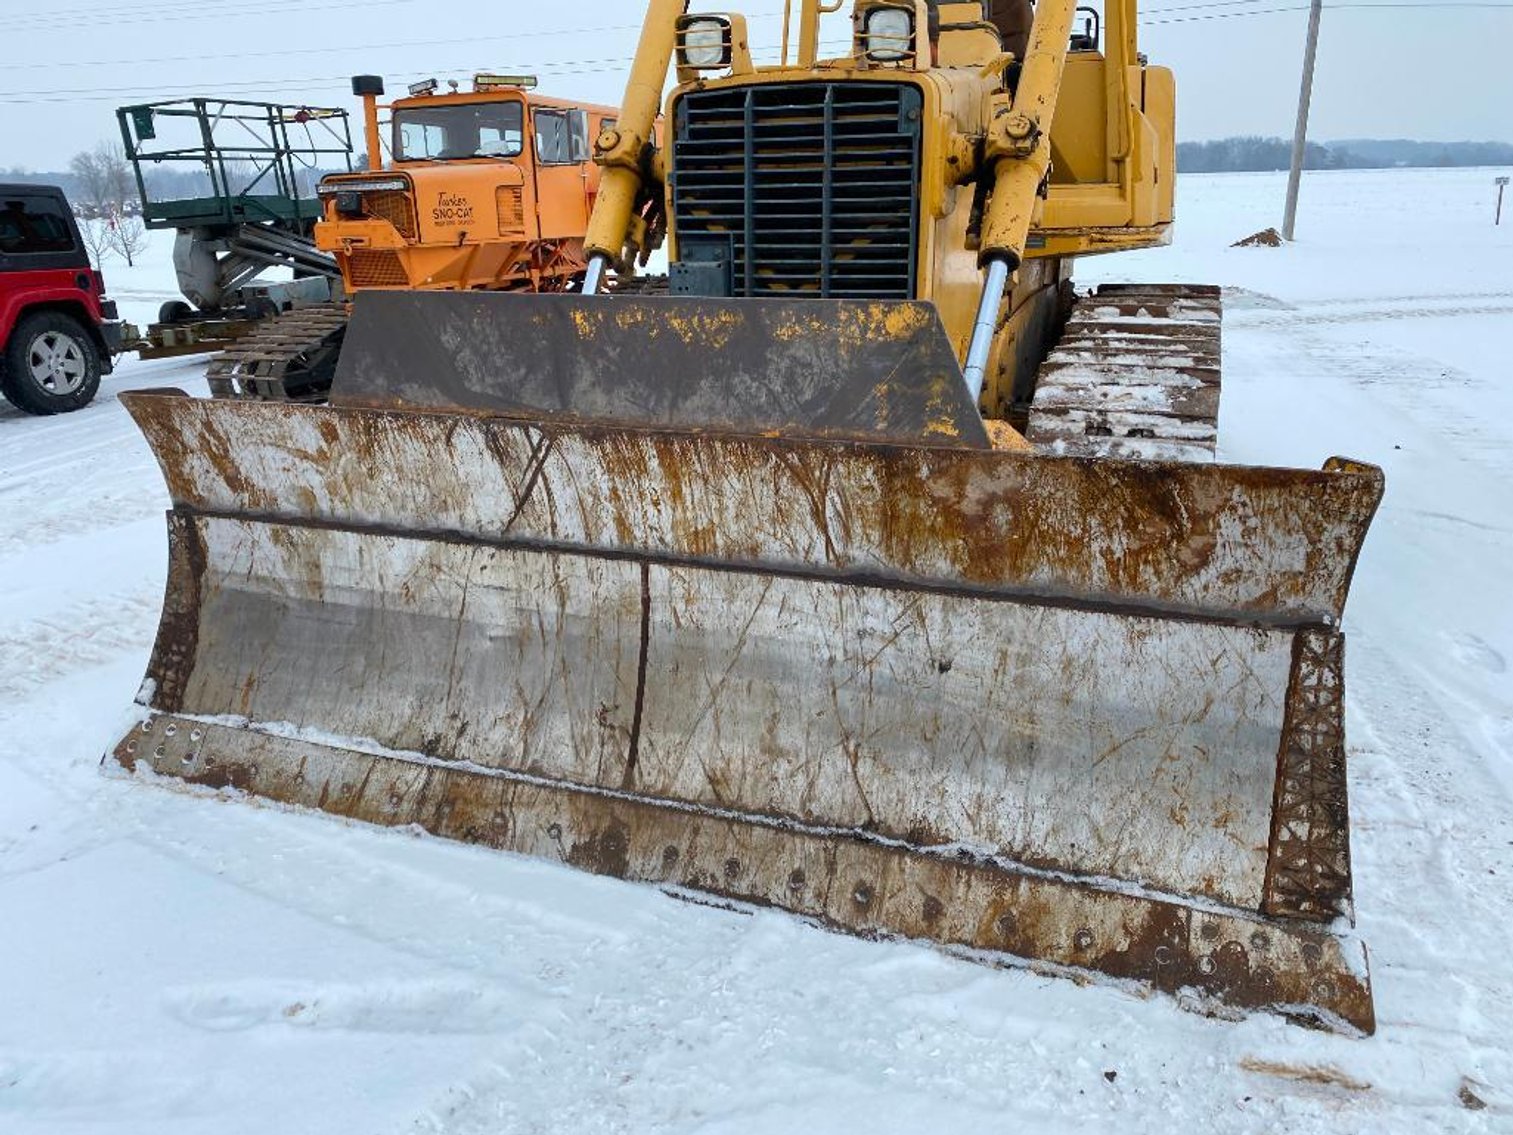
[1,311,102,415]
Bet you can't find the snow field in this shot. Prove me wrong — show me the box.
[1,166,1510,1133]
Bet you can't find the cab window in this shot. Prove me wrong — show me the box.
[393,101,525,161]
[0,196,76,255]
[535,109,590,165]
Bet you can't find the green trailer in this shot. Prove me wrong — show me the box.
[117,97,353,357]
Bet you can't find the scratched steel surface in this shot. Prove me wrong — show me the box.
[332,292,993,447]
[162,514,1292,907]
[117,715,1376,1033]
[115,389,1383,1030]
[123,395,1380,624]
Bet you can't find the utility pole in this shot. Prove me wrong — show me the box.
[1282,0,1325,242]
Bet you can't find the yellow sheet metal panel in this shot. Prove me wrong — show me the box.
[1144,65,1178,224]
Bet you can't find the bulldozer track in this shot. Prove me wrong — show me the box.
[1027,284,1223,462]
[603,273,670,296]
[206,303,350,403]
[205,281,670,404]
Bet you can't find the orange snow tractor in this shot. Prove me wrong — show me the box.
[206,74,621,400]
[114,1,1382,1033]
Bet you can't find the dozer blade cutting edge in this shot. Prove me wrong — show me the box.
[112,292,1384,1034]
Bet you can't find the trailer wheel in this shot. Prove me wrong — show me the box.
[1,311,103,415]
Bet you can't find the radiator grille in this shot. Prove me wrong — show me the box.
[671,82,923,299]
[362,190,417,239]
[496,186,526,233]
[346,250,409,288]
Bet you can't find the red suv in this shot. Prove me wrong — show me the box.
[1,184,125,414]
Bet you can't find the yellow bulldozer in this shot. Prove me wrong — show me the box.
[206,73,622,401]
[112,0,1383,1033]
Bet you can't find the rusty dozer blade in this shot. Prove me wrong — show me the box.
[114,292,1384,1034]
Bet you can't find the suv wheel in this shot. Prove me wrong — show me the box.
[1,311,102,415]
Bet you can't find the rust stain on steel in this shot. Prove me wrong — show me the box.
[113,389,1382,1032]
[113,715,1377,1035]
[158,514,1292,908]
[1264,631,1354,921]
[143,512,207,713]
[330,293,990,448]
[120,392,1384,626]
[635,562,1293,909]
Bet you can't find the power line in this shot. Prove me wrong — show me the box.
[1145,0,1284,12]
[1,56,648,99]
[1146,0,1513,22]
[0,40,860,107]
[7,0,1508,46]
[4,0,428,32]
[1149,3,1313,21]
[1,31,642,73]
[7,0,297,18]
[2,3,1508,102]
[1,11,790,72]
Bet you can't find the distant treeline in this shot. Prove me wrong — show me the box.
[10,137,1512,195]
[1179,137,1513,173]
[2,166,340,203]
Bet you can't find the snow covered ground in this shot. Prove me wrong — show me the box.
[2,167,1510,1133]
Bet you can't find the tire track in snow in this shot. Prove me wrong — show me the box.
[79,777,1227,1133]
[1230,302,1513,330]
[1340,632,1513,1102]
[0,355,207,558]
[1222,293,1513,481]
[1288,290,1513,309]
[0,410,168,559]
[0,494,168,561]
[0,1049,204,1125]
[0,591,160,704]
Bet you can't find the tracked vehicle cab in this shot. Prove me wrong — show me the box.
[314,74,619,294]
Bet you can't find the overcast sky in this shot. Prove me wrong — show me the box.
[3,0,1510,171]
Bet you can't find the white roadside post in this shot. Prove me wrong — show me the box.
[1497,177,1509,226]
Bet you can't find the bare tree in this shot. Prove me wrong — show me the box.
[219,158,266,197]
[105,211,148,268]
[77,216,116,268]
[103,143,136,209]
[69,149,109,210]
[68,141,135,215]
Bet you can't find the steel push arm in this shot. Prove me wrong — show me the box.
[962,0,1079,401]
[583,0,688,294]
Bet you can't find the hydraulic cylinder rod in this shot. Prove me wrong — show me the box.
[582,0,687,294]
[962,259,1010,401]
[962,0,1079,400]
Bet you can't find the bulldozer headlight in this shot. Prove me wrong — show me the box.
[678,16,733,70]
[863,6,915,62]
